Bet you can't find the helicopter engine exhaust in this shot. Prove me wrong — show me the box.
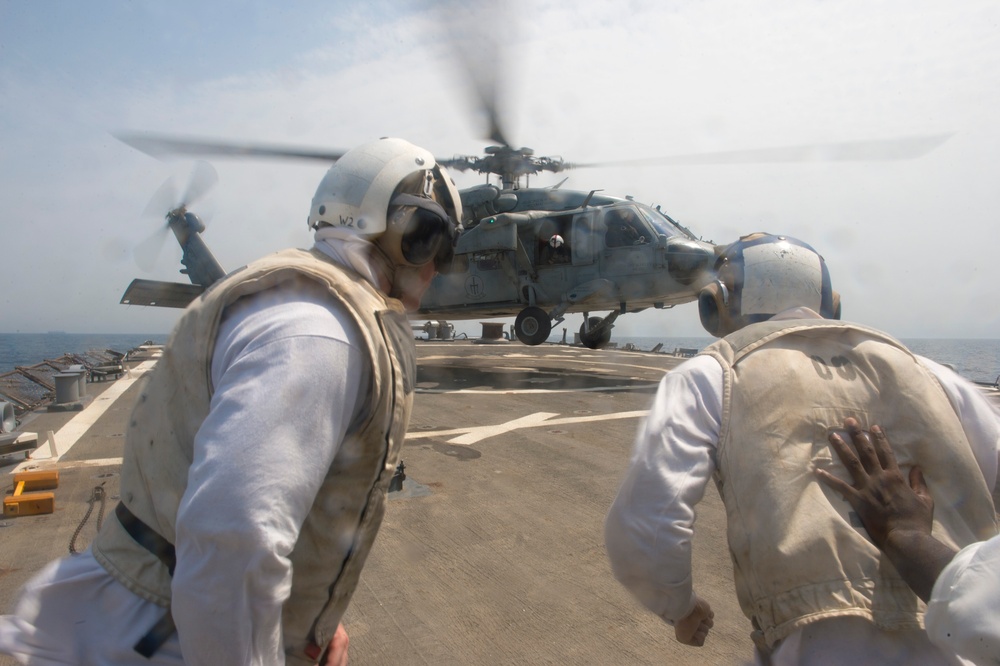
[664,238,716,286]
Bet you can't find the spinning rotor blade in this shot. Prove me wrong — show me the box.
[116,131,348,162]
[117,130,472,176]
[570,133,953,169]
[139,161,219,218]
[182,160,219,209]
[141,172,180,220]
[132,161,219,272]
[439,0,514,147]
[134,175,176,273]
[133,225,170,273]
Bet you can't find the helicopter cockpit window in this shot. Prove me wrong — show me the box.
[604,208,652,248]
[639,207,680,238]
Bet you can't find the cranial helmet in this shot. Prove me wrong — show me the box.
[308,137,463,270]
[698,232,841,337]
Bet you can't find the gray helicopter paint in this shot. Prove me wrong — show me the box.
[417,195,715,324]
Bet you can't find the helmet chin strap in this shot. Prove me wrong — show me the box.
[368,239,397,293]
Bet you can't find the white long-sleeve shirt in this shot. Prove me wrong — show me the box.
[0,280,369,665]
[172,280,369,664]
[605,312,1000,666]
[926,534,1000,665]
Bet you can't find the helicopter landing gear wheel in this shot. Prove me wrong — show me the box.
[579,316,612,350]
[514,307,552,346]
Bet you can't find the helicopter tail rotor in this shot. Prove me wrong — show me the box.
[132,160,218,273]
[133,225,171,273]
[180,160,219,208]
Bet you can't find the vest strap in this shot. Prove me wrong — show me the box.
[133,612,177,659]
[115,502,176,575]
[115,502,178,658]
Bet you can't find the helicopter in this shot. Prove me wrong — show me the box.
[117,122,950,349]
[116,126,951,349]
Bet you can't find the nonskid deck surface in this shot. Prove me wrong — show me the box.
[1,341,998,665]
[346,342,754,665]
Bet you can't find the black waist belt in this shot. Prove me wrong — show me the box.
[114,502,178,659]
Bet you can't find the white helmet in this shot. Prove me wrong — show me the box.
[308,137,463,269]
[698,232,841,337]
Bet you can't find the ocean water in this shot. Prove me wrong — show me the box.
[0,333,164,373]
[614,335,1000,386]
[1,332,998,386]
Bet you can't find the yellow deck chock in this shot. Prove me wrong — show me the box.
[3,469,59,517]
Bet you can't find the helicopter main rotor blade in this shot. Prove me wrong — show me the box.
[116,131,348,162]
[118,130,471,173]
[569,133,953,168]
[438,0,513,147]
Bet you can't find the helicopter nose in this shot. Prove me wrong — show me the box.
[665,238,716,286]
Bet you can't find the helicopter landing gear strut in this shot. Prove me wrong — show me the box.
[579,311,619,350]
[514,306,552,346]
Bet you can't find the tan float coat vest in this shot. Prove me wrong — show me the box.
[92,248,415,661]
[700,318,997,649]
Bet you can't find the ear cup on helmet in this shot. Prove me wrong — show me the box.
[698,281,732,338]
[829,291,842,320]
[698,291,721,338]
[399,209,453,267]
[384,193,457,270]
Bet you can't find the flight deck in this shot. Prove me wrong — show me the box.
[1,341,997,666]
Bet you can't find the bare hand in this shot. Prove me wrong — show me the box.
[324,624,349,666]
[815,418,934,550]
[816,418,958,602]
[674,595,714,646]
[306,624,349,666]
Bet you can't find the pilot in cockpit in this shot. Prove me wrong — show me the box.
[541,233,571,264]
[606,209,647,247]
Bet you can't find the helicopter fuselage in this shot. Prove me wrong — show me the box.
[122,182,717,349]
[418,187,717,345]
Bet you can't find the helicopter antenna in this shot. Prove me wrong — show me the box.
[581,189,603,208]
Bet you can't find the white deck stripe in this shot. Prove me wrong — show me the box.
[11,360,157,473]
[8,359,649,472]
[407,410,649,445]
[416,383,660,395]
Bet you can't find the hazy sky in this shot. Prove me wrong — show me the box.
[2,0,998,339]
